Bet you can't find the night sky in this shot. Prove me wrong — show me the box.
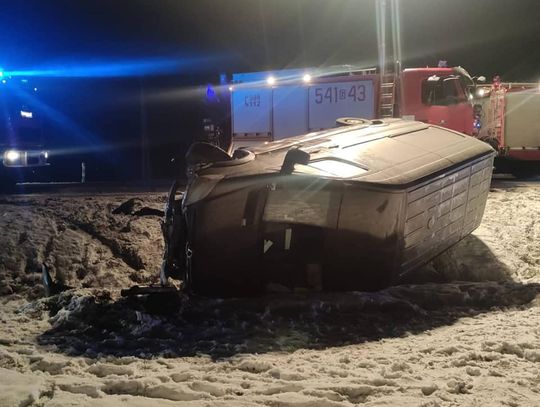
[1,0,539,80]
[1,0,539,180]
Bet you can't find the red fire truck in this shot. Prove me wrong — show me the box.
[222,64,475,148]
[200,65,536,176]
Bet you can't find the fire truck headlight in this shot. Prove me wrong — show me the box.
[302,74,312,83]
[5,150,21,162]
[266,76,276,86]
[477,88,485,97]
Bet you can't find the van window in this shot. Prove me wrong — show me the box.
[422,76,467,106]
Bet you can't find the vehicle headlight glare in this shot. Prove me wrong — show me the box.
[5,150,21,162]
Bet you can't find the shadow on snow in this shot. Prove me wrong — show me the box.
[36,235,540,360]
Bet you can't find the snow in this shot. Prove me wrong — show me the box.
[0,186,539,406]
[0,368,48,407]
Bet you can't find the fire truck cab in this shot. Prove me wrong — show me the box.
[400,67,474,135]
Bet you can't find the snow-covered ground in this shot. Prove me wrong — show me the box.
[0,186,538,407]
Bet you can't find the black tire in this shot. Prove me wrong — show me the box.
[495,158,539,179]
[510,168,538,179]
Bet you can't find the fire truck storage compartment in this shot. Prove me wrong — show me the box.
[231,75,377,140]
[231,86,273,137]
[504,90,540,149]
[273,86,308,140]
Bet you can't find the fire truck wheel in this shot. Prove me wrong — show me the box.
[510,167,537,179]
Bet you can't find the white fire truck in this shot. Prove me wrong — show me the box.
[473,78,540,175]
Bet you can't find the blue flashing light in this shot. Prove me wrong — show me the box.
[1,79,6,84]
[9,84,103,149]
[205,84,220,103]
[0,71,3,78]
[3,54,224,79]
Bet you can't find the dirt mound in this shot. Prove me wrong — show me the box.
[0,195,166,298]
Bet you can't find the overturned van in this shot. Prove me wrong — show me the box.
[162,119,495,296]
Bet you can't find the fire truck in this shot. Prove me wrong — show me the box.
[224,64,475,149]
[200,0,538,175]
[473,78,540,175]
[0,74,48,189]
[199,65,537,177]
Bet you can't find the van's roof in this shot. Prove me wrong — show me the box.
[203,119,494,186]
